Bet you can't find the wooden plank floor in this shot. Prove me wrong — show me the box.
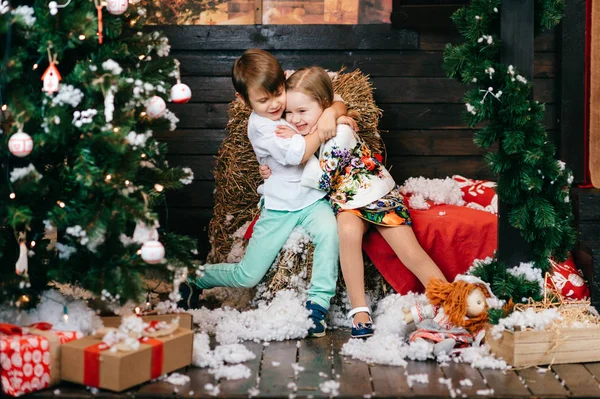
[34,328,600,398]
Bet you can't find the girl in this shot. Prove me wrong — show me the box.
[266,67,447,338]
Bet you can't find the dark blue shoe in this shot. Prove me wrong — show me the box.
[177,281,203,310]
[306,301,328,338]
[349,307,374,339]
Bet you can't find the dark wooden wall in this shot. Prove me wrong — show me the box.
[156,19,560,259]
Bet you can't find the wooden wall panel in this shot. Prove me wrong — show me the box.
[158,23,560,259]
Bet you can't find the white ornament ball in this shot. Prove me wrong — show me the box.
[170,83,192,104]
[141,240,165,264]
[146,96,167,118]
[9,132,34,158]
[106,0,128,15]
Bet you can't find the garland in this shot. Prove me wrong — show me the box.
[444,0,576,277]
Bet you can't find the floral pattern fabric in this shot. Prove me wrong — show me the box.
[317,137,412,226]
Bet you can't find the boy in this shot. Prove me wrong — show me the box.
[180,49,346,337]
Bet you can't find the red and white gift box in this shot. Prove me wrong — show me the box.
[0,323,82,397]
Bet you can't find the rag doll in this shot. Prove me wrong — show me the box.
[403,275,496,356]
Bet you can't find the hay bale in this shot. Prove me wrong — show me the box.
[207,69,386,300]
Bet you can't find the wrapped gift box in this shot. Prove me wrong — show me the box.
[60,327,193,392]
[0,323,82,397]
[101,312,193,330]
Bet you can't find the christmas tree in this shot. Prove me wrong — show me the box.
[0,0,199,309]
[443,0,577,307]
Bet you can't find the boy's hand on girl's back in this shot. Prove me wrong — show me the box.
[336,116,358,132]
[311,108,337,142]
[259,164,272,179]
[275,125,297,139]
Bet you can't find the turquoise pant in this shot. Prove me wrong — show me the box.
[192,199,339,310]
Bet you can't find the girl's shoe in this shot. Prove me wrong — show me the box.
[177,281,203,310]
[348,307,374,338]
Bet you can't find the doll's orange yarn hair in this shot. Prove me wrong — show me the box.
[426,279,491,334]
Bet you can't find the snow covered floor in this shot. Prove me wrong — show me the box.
[49,328,597,398]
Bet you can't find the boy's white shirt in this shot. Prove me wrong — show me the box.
[248,111,326,211]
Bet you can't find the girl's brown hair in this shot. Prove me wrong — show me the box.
[426,278,491,334]
[286,67,334,109]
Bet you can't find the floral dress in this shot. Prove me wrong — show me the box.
[314,127,412,227]
[408,303,480,347]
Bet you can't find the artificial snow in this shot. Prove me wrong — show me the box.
[12,6,35,26]
[209,364,251,380]
[399,177,465,209]
[407,374,429,386]
[491,308,562,339]
[102,59,123,75]
[339,292,508,369]
[507,262,544,293]
[9,164,41,183]
[189,290,312,344]
[51,84,83,108]
[0,289,101,334]
[319,380,340,397]
[163,373,190,386]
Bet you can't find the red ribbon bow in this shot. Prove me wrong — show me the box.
[0,322,53,335]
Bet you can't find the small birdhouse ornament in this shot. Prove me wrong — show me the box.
[41,62,62,94]
[106,0,128,15]
[171,82,192,104]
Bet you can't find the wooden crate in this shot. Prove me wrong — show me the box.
[486,325,600,367]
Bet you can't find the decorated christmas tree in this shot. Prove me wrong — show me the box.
[443,0,577,307]
[0,0,198,309]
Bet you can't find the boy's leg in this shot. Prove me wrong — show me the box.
[191,208,299,289]
[299,199,340,310]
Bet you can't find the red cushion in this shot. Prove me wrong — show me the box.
[363,204,498,294]
[453,175,498,214]
[548,255,590,300]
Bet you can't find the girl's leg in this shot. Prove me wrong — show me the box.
[191,208,299,289]
[337,211,371,324]
[375,225,447,287]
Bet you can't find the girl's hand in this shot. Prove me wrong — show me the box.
[275,125,297,139]
[336,115,358,132]
[310,108,337,142]
[259,164,272,179]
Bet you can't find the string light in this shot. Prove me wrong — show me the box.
[145,293,151,308]
[154,184,164,192]
[9,193,16,199]
[134,306,141,315]
[30,241,36,248]
[19,295,30,304]
[57,201,66,208]
[78,34,86,40]
[140,112,147,117]
[113,127,119,132]
[125,180,130,186]
[136,249,142,255]
[138,55,145,60]
[141,153,147,159]
[105,174,112,181]
[32,64,39,70]
[1,104,7,111]
[63,305,69,323]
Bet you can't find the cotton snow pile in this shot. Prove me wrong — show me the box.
[193,332,255,380]
[399,177,465,210]
[340,293,508,370]
[0,289,101,335]
[189,289,312,344]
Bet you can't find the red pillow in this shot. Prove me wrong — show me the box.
[453,175,498,214]
[548,255,590,300]
[363,204,498,294]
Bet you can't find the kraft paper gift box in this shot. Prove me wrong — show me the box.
[0,322,82,397]
[101,312,193,330]
[60,327,193,392]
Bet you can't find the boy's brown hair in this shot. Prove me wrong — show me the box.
[285,66,334,110]
[232,49,286,104]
